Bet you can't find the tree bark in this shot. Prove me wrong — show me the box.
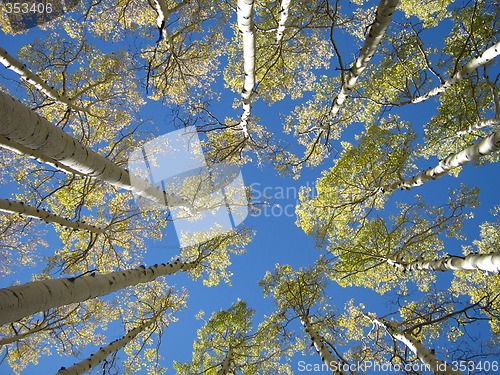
[456,116,500,136]
[216,347,233,375]
[0,90,193,210]
[325,0,399,125]
[0,47,89,113]
[0,325,46,346]
[236,0,255,138]
[457,81,500,136]
[55,315,157,375]
[0,134,82,175]
[152,0,187,45]
[374,318,464,375]
[276,0,291,42]
[390,252,500,273]
[0,260,196,325]
[412,41,500,104]
[301,316,345,375]
[383,129,500,192]
[0,198,105,234]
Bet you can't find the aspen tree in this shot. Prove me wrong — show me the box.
[0,198,104,234]
[55,284,186,375]
[373,318,464,375]
[235,0,255,138]
[0,226,251,325]
[389,252,500,273]
[0,135,82,175]
[55,317,158,375]
[323,0,400,127]
[0,300,119,374]
[260,264,346,375]
[1,0,500,372]
[174,300,294,374]
[411,42,500,104]
[0,47,89,113]
[0,259,195,325]
[324,187,477,293]
[0,90,193,210]
[383,129,500,192]
[275,0,291,43]
[340,297,495,375]
[151,0,189,46]
[225,0,334,105]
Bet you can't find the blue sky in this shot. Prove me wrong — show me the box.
[1,1,499,374]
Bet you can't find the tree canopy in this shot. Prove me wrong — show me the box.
[0,0,499,374]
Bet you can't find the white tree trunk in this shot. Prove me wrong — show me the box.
[374,319,464,375]
[0,260,196,325]
[392,252,500,273]
[152,0,171,30]
[0,47,89,113]
[151,0,187,46]
[216,347,233,375]
[412,41,500,104]
[457,116,500,136]
[0,198,104,234]
[152,0,173,45]
[0,325,46,346]
[325,0,399,125]
[457,82,500,136]
[55,315,156,375]
[236,0,255,138]
[301,316,345,375]
[276,0,291,42]
[152,0,187,29]
[0,134,82,175]
[0,90,192,210]
[383,129,500,192]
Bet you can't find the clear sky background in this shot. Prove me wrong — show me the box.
[0,1,499,374]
